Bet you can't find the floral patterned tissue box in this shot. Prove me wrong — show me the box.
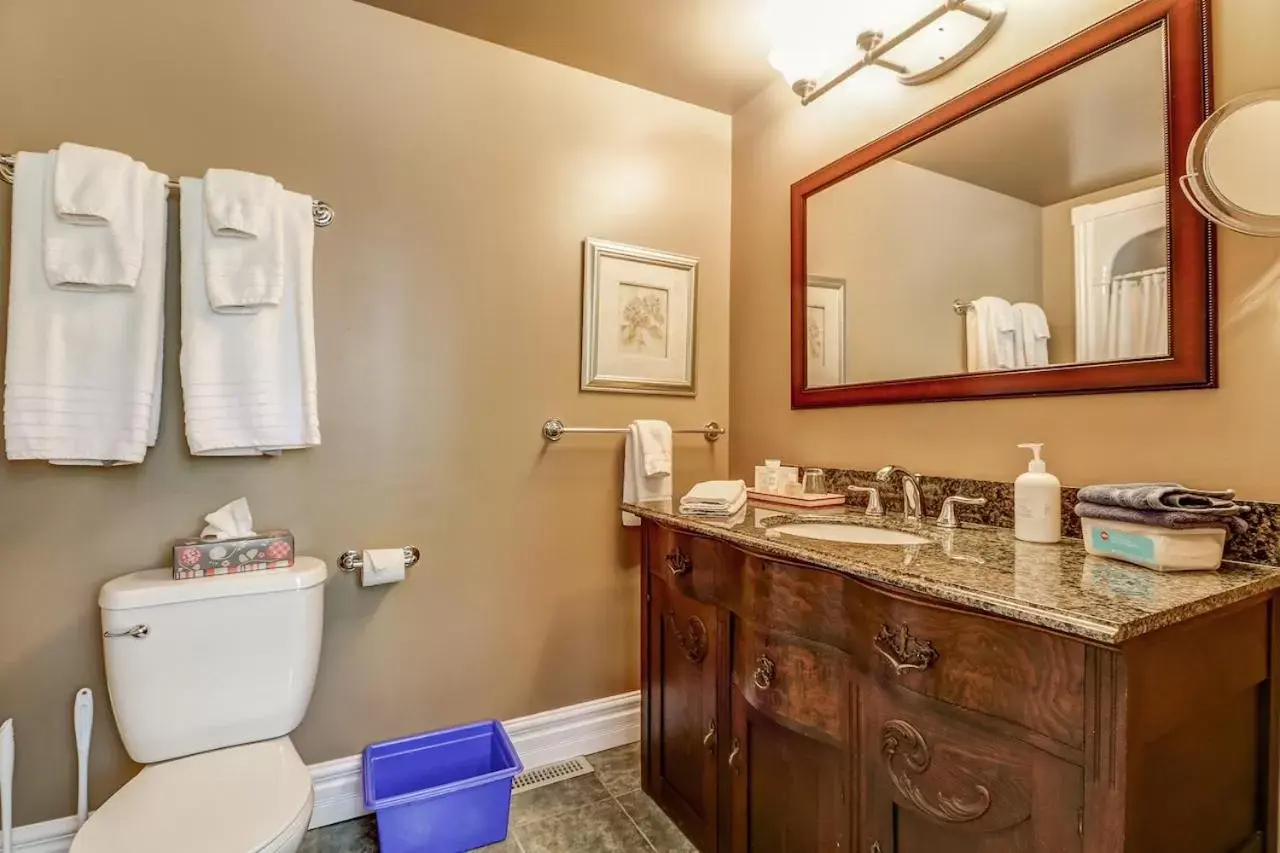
[173,531,295,580]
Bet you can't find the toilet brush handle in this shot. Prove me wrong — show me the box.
[2,718,14,853]
[74,689,93,827]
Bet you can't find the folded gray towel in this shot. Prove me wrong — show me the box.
[1074,501,1248,537]
[1075,483,1240,515]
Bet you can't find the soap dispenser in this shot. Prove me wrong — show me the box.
[1015,443,1061,543]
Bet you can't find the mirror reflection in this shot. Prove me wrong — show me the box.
[805,28,1169,388]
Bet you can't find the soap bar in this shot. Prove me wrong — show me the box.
[1081,518,1225,572]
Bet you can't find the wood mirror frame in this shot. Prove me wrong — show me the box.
[790,0,1213,409]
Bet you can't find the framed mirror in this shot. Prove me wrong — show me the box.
[790,0,1213,408]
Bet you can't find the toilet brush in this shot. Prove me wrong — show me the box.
[2,718,13,853]
[74,690,92,827]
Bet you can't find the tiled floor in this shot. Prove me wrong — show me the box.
[299,743,696,853]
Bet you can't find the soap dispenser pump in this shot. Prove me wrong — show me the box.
[1015,443,1061,543]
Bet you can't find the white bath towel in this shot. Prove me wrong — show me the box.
[622,423,673,526]
[633,419,672,477]
[179,177,319,455]
[43,143,149,289]
[202,168,285,312]
[680,490,748,518]
[1012,302,1052,368]
[5,152,167,465]
[964,296,1018,372]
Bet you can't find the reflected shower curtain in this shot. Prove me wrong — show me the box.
[1083,270,1169,361]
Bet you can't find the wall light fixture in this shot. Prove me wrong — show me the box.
[768,0,1007,105]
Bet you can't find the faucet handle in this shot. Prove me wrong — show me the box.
[848,485,885,517]
[937,496,987,529]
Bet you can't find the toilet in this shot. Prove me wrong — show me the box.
[71,557,328,853]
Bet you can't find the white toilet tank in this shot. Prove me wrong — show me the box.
[99,557,327,764]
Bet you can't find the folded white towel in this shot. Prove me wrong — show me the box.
[1012,302,1051,368]
[633,419,672,477]
[680,480,747,509]
[202,168,285,312]
[44,143,149,289]
[623,423,672,526]
[680,489,748,518]
[180,177,319,456]
[5,152,167,465]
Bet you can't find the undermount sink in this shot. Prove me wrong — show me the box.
[769,523,931,546]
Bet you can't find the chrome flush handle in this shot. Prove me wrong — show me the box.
[103,624,150,640]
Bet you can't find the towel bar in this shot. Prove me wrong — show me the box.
[542,418,725,443]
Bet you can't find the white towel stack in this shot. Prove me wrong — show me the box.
[679,480,747,517]
[4,150,167,465]
[179,177,319,456]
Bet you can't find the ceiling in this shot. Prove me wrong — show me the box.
[896,29,1167,207]
[357,0,777,113]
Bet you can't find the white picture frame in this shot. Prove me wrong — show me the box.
[581,238,698,396]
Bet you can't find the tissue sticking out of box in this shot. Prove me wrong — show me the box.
[202,497,256,541]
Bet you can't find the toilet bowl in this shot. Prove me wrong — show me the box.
[77,558,328,852]
[70,738,313,853]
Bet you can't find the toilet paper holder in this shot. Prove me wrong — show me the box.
[338,546,421,574]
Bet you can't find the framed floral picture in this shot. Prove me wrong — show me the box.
[581,238,698,396]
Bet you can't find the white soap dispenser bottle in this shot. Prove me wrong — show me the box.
[1015,443,1061,543]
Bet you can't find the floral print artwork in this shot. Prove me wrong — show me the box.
[619,283,669,357]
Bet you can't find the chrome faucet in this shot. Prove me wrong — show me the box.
[875,465,925,521]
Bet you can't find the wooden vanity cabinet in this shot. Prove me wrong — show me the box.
[640,521,1280,853]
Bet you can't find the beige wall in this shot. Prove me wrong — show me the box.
[1040,174,1166,364]
[808,161,1042,383]
[0,0,730,824]
[731,0,1280,498]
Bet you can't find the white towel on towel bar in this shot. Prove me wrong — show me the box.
[1012,302,1052,368]
[5,151,167,465]
[43,142,150,289]
[202,168,285,312]
[964,296,1018,372]
[622,422,672,526]
[633,419,672,477]
[179,176,319,456]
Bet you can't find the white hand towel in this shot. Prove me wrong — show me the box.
[5,152,166,465]
[202,169,285,312]
[968,297,1018,371]
[180,177,319,456]
[633,419,672,477]
[43,143,149,289]
[622,423,673,526]
[1012,302,1052,368]
[680,480,747,510]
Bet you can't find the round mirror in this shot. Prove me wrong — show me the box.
[1182,89,1280,236]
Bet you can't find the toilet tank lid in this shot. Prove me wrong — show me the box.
[99,557,327,611]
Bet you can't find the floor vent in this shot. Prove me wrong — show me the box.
[511,756,594,794]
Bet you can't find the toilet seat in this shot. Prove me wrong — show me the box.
[70,737,313,853]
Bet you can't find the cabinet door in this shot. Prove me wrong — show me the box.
[727,686,850,853]
[860,685,1083,853]
[645,576,720,852]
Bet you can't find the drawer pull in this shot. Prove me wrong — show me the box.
[703,718,717,751]
[882,719,991,823]
[752,654,777,690]
[665,613,709,664]
[871,845,882,853]
[874,622,939,675]
[666,550,693,577]
[728,738,742,773]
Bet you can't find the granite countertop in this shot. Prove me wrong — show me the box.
[624,498,1280,645]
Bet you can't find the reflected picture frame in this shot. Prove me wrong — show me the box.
[581,238,698,396]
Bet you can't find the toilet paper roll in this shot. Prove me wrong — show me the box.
[360,548,406,587]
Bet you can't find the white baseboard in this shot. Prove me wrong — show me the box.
[13,689,641,851]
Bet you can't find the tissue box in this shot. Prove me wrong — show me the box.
[173,530,295,580]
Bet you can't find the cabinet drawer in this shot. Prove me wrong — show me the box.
[849,582,1086,748]
[732,620,849,745]
[647,524,728,604]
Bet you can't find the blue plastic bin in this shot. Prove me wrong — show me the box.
[363,720,524,853]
